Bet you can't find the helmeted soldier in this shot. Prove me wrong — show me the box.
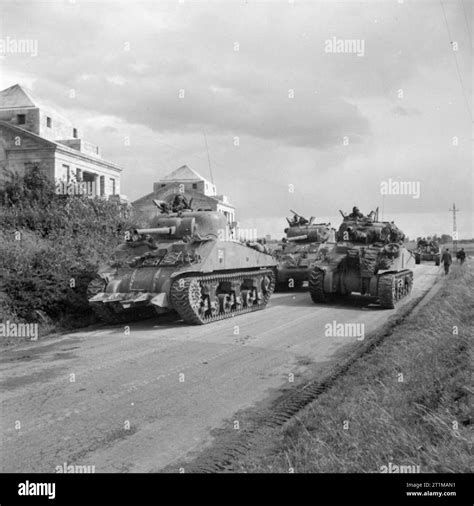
[171,194,191,212]
[348,206,364,220]
[298,215,309,226]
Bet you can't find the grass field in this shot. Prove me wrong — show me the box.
[238,263,473,473]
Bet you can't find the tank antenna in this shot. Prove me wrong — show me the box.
[203,129,214,186]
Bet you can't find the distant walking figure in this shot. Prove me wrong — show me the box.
[456,248,466,265]
[441,248,452,275]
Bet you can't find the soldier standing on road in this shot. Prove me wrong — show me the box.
[456,248,466,265]
[441,248,452,274]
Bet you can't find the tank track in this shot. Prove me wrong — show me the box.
[308,268,326,303]
[378,270,413,309]
[170,269,275,325]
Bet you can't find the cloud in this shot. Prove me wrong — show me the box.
[0,1,471,236]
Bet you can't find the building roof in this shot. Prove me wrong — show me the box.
[0,84,38,109]
[132,184,234,209]
[161,165,210,182]
[0,121,122,172]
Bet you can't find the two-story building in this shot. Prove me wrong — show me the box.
[0,84,122,197]
[133,165,235,223]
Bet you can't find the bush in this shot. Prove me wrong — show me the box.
[0,167,142,332]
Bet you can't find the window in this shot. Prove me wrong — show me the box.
[17,114,26,125]
[192,183,197,189]
[73,128,78,138]
[110,178,116,195]
[161,184,166,187]
[99,176,105,196]
[46,117,52,128]
[62,164,70,183]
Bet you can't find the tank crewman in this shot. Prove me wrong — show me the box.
[171,194,191,212]
[441,248,452,275]
[348,206,364,220]
[290,214,300,226]
[298,215,309,226]
[456,248,466,264]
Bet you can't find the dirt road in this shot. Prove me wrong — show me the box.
[0,264,440,473]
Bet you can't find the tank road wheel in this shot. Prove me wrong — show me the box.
[209,296,220,318]
[241,289,255,307]
[308,268,327,303]
[218,293,233,314]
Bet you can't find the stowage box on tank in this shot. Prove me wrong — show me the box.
[308,208,414,308]
[87,208,277,325]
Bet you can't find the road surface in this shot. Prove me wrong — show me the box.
[0,264,440,473]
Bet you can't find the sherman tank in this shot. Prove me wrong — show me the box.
[274,210,334,290]
[414,238,441,266]
[308,208,414,308]
[87,203,277,325]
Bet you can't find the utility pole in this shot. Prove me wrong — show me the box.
[449,203,459,253]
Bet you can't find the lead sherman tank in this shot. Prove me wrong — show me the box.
[308,209,414,308]
[87,206,277,325]
[275,211,333,289]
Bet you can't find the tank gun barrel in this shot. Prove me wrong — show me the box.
[287,234,308,241]
[135,227,177,235]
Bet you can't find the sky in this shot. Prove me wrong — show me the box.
[0,0,472,239]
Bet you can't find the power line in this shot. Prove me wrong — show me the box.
[439,0,472,122]
[461,0,472,46]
